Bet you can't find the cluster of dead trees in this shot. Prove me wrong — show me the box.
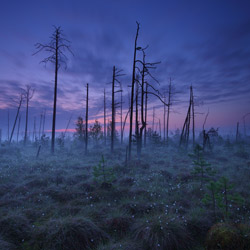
[3,24,247,158]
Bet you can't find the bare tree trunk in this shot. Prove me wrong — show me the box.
[17,115,21,143]
[33,117,36,142]
[85,83,89,154]
[152,107,155,132]
[42,109,46,136]
[136,80,139,157]
[144,83,148,147]
[104,88,107,146]
[128,22,140,160]
[120,84,123,144]
[51,30,59,154]
[111,66,115,152]
[159,119,161,138]
[236,122,239,143]
[24,98,29,144]
[180,86,192,148]
[138,57,146,159]
[163,95,166,143]
[9,95,23,143]
[39,113,42,140]
[7,109,9,141]
[191,86,195,146]
[166,78,172,145]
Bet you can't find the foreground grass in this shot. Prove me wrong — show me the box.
[0,140,249,249]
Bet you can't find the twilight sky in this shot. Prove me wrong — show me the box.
[0,0,250,139]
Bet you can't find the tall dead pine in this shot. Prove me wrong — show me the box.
[33,26,73,153]
[128,22,140,160]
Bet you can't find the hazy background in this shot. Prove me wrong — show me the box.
[0,0,250,139]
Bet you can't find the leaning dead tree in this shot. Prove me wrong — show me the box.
[23,85,35,144]
[9,92,24,143]
[33,26,73,153]
[180,86,195,147]
[111,66,124,152]
[128,21,140,160]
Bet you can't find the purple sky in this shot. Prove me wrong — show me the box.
[0,0,250,139]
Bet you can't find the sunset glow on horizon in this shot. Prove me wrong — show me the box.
[0,0,250,141]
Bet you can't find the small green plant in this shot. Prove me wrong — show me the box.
[202,177,244,220]
[202,181,220,219]
[189,144,216,188]
[93,155,115,184]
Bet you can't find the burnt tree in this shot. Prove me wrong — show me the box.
[33,26,73,153]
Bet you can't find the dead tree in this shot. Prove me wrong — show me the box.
[38,112,43,140]
[163,94,166,142]
[33,26,73,153]
[7,109,9,141]
[144,82,148,147]
[42,109,46,136]
[120,83,123,144]
[9,93,24,143]
[17,115,21,143]
[202,109,210,150]
[166,78,173,145]
[23,85,35,144]
[135,46,166,159]
[104,88,107,145]
[180,86,194,148]
[236,122,240,143]
[128,21,140,160]
[85,83,89,154]
[191,86,195,145]
[111,66,124,152]
[33,117,36,142]
[152,107,155,132]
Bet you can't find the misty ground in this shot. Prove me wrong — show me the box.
[0,137,250,250]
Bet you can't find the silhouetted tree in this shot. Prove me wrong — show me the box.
[104,88,107,145]
[32,117,36,142]
[85,83,89,154]
[180,86,194,148]
[111,66,124,152]
[9,92,24,143]
[128,22,140,160]
[33,26,73,153]
[17,115,21,143]
[23,85,35,144]
[166,78,173,145]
